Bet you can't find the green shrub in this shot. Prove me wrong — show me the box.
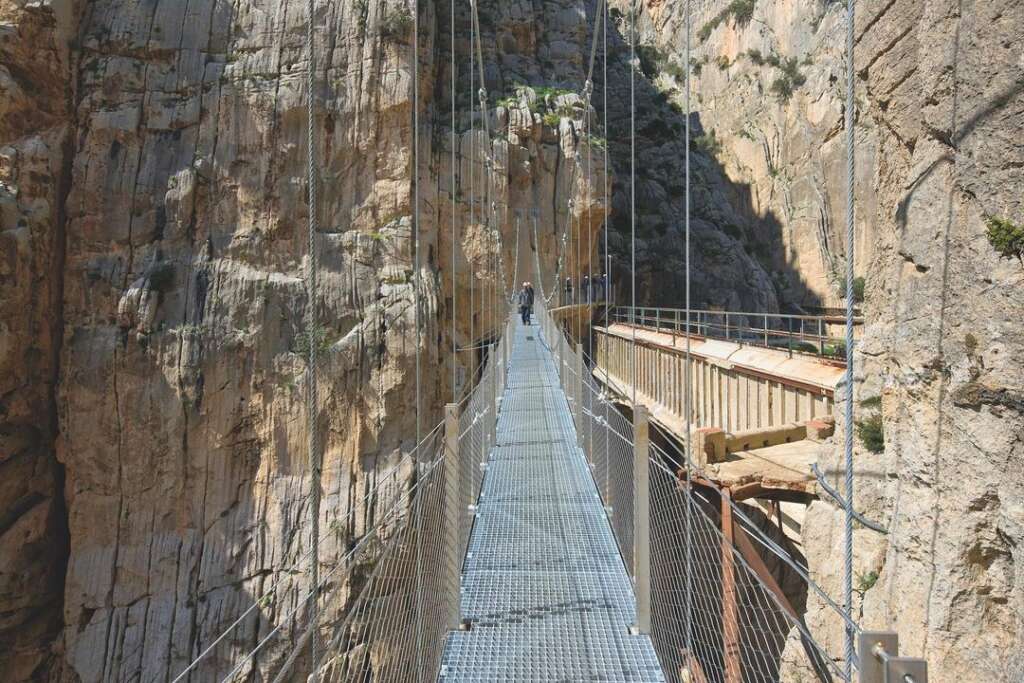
[746,48,765,65]
[694,130,722,157]
[770,77,794,101]
[856,569,879,592]
[823,340,846,357]
[664,60,686,80]
[851,275,865,302]
[294,324,334,354]
[856,413,885,453]
[859,395,882,409]
[984,215,1024,261]
[716,55,732,71]
[636,44,668,79]
[381,5,413,42]
[542,111,560,127]
[699,0,757,42]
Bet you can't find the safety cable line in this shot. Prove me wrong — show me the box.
[451,0,457,403]
[303,0,322,666]
[573,338,860,630]
[629,0,637,415]
[221,453,446,683]
[412,0,424,678]
[683,0,694,663]
[842,0,858,677]
[602,0,611,507]
[170,417,445,682]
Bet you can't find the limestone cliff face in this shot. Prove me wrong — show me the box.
[619,0,877,309]
[0,0,78,678]
[0,0,610,680]
[645,0,1024,678]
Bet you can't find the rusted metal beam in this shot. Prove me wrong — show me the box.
[720,488,742,683]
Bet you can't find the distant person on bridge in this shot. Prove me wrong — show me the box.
[582,274,590,303]
[565,277,573,305]
[518,283,533,325]
[525,281,535,320]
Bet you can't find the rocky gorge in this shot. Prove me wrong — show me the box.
[1,0,1022,681]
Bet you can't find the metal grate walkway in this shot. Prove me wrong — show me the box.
[438,319,664,682]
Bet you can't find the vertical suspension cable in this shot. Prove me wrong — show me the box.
[469,34,475,395]
[842,0,857,678]
[629,0,636,411]
[602,0,610,507]
[585,75,594,469]
[304,0,322,666]
[451,0,457,402]
[683,0,694,665]
[412,0,424,677]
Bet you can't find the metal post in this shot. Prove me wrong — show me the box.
[632,405,651,634]
[764,313,769,347]
[443,403,461,630]
[574,343,584,450]
[721,488,741,683]
[725,312,730,340]
[490,343,498,449]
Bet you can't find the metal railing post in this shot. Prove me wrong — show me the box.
[764,313,769,347]
[574,343,584,450]
[725,312,730,340]
[632,405,651,634]
[490,343,498,449]
[444,403,461,631]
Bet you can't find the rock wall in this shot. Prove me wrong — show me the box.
[618,0,877,309]
[0,0,615,680]
[643,0,1024,679]
[0,0,79,679]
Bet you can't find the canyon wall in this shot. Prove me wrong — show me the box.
[3,0,1022,680]
[629,0,1024,678]
[0,0,78,678]
[0,0,613,679]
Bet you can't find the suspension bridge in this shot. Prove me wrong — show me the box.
[167,0,932,680]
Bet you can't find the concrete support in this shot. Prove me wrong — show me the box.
[632,405,651,634]
[444,403,461,631]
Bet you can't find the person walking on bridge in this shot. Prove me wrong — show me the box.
[518,283,532,325]
[525,281,535,322]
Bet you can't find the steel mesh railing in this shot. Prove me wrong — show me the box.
[535,301,850,683]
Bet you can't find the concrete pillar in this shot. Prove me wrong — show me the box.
[443,404,461,630]
[632,405,651,634]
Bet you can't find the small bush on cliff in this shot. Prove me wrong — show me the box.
[856,413,885,453]
[694,130,722,157]
[850,276,865,302]
[381,6,413,42]
[698,0,757,43]
[985,215,1024,262]
[542,112,560,127]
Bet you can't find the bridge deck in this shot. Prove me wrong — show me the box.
[438,320,664,682]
